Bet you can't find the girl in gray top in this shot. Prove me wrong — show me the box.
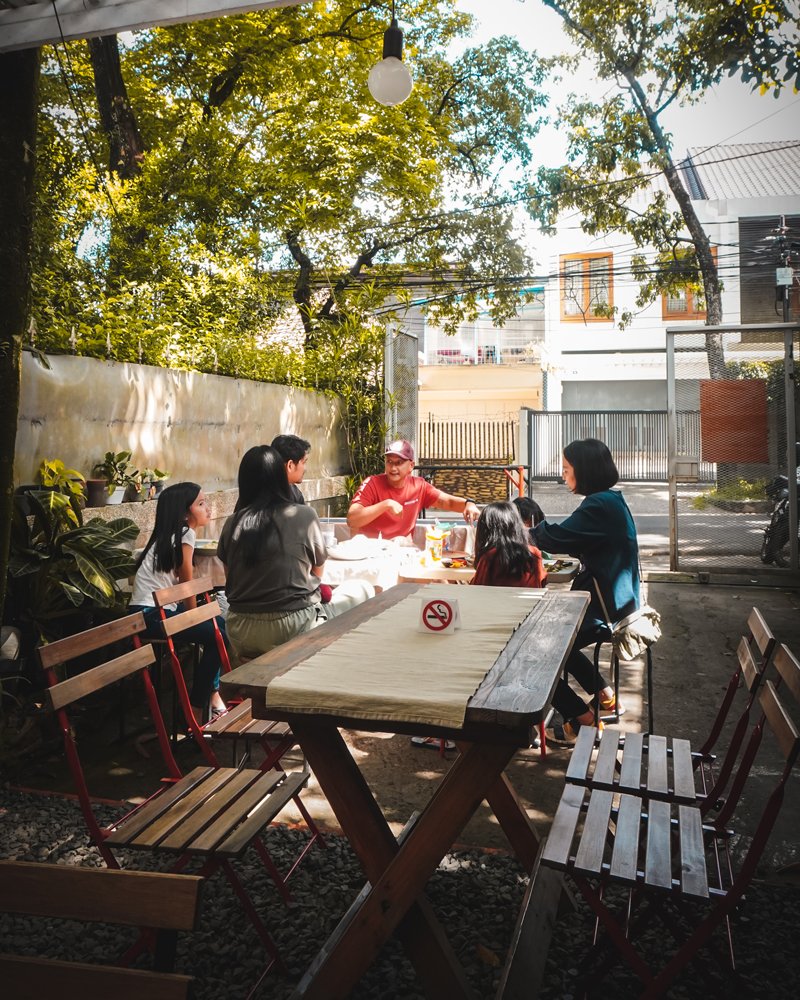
[219,445,372,661]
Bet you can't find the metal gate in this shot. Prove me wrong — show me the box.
[522,409,715,482]
[666,323,799,574]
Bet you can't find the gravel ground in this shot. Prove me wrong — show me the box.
[2,786,799,999]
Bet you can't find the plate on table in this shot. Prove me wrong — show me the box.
[543,558,574,573]
[328,540,372,560]
[194,539,218,550]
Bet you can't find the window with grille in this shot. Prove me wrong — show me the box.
[560,253,613,321]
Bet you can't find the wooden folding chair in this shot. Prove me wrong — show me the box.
[151,577,293,766]
[0,861,202,1000]
[569,606,776,811]
[150,577,326,876]
[38,612,313,982]
[535,641,800,998]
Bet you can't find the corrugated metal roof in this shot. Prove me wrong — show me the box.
[684,141,800,200]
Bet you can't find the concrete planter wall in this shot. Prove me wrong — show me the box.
[15,354,351,501]
[710,498,771,514]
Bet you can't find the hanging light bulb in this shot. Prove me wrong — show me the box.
[368,2,413,107]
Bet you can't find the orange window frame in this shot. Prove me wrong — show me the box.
[661,247,717,320]
[560,252,613,322]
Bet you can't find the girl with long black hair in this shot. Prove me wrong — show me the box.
[471,501,546,588]
[218,445,372,661]
[129,482,228,718]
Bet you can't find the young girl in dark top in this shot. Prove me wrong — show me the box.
[129,482,228,719]
[471,501,546,588]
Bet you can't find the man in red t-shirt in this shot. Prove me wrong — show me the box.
[348,440,480,540]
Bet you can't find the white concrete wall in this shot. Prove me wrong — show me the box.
[15,353,349,493]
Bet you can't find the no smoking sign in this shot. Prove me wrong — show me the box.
[419,597,461,634]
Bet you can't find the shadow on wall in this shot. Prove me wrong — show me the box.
[14,353,350,490]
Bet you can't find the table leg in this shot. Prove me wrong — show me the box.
[479,763,541,873]
[292,720,515,1000]
[292,720,474,1000]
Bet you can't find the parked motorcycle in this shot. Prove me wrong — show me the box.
[760,445,800,567]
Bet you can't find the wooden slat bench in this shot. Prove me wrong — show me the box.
[0,862,202,1000]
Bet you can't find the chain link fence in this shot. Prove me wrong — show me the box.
[384,329,418,450]
[666,324,799,574]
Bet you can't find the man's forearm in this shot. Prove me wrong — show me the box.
[439,493,480,521]
[347,502,380,530]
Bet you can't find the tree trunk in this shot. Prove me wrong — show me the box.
[0,48,40,621]
[88,35,144,179]
[623,71,727,378]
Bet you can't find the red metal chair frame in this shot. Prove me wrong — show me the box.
[38,612,313,980]
[151,577,325,878]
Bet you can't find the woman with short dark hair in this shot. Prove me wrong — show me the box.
[533,438,641,744]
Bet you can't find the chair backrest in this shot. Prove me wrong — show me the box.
[0,861,201,999]
[698,606,776,759]
[41,613,183,850]
[151,576,230,765]
[715,642,800,833]
[152,574,229,667]
[153,575,216,609]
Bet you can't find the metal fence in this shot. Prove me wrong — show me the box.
[522,409,715,482]
[385,329,418,448]
[666,323,799,575]
[418,418,517,461]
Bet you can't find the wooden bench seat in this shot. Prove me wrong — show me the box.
[0,861,202,1000]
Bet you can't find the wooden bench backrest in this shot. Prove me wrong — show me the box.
[762,644,800,765]
[153,576,214,608]
[0,861,202,929]
[0,862,201,1000]
[38,612,147,671]
[45,643,155,712]
[748,606,775,660]
[159,600,223,638]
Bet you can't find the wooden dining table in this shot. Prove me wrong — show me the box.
[221,584,588,1000]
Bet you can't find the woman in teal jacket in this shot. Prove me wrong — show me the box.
[533,438,641,743]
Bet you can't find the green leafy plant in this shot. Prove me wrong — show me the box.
[7,489,138,644]
[692,479,768,510]
[36,458,85,504]
[140,467,169,482]
[93,451,139,495]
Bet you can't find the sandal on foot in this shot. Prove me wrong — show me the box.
[546,719,603,746]
[596,692,626,716]
[411,736,456,751]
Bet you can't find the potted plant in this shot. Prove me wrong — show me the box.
[36,458,86,507]
[93,451,140,504]
[7,488,138,648]
[139,467,169,500]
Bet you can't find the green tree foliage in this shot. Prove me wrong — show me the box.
[31,1,546,372]
[531,0,800,376]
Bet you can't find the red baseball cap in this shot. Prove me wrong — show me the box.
[384,439,414,463]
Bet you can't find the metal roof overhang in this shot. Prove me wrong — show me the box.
[0,0,315,53]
